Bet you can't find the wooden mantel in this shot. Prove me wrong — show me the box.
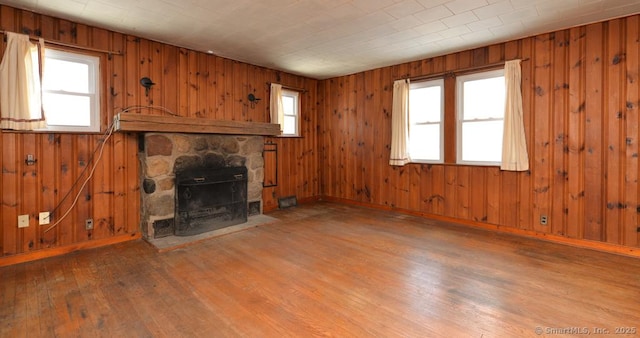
[113,113,281,136]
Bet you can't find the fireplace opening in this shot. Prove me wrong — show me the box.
[175,166,248,236]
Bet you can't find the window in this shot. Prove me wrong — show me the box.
[456,69,505,165]
[41,49,101,132]
[408,79,444,162]
[281,89,299,136]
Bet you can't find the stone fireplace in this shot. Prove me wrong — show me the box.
[139,133,264,239]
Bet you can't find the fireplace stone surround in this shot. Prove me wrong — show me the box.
[139,132,265,239]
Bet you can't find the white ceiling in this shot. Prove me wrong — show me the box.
[2,0,640,79]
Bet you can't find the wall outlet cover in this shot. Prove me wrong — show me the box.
[18,214,29,228]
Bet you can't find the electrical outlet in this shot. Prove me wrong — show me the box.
[39,212,50,225]
[18,214,29,228]
[540,215,548,225]
[85,218,94,230]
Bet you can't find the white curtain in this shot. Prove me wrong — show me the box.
[501,59,529,171]
[0,32,46,130]
[269,83,284,133]
[389,79,410,166]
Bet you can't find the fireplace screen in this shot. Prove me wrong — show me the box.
[175,166,248,236]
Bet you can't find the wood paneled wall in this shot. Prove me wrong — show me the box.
[0,5,319,261]
[319,15,640,249]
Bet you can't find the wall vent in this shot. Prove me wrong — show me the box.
[248,201,261,216]
[278,196,298,209]
[153,218,174,238]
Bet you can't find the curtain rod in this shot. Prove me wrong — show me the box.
[267,82,307,93]
[403,58,529,82]
[1,30,123,56]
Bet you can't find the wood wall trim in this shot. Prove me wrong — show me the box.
[0,233,141,267]
[322,196,640,259]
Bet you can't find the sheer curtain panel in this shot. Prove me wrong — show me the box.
[269,83,284,133]
[501,59,529,171]
[0,32,46,130]
[390,79,410,166]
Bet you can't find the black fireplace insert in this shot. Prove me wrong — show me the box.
[175,166,248,236]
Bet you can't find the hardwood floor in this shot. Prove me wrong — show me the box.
[2,202,640,337]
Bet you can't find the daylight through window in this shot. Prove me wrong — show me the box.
[41,49,101,132]
[456,69,505,165]
[281,89,300,136]
[409,79,444,163]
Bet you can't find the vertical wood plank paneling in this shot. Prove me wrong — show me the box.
[148,42,163,112]
[56,135,75,245]
[584,22,605,241]
[551,30,569,236]
[223,59,235,121]
[362,70,374,203]
[355,73,366,204]
[163,45,179,115]
[455,165,470,220]
[604,19,624,244]
[205,54,217,119]
[21,134,37,252]
[567,26,586,239]
[624,16,639,247]
[532,33,552,233]
[469,166,486,222]
[39,135,56,247]
[485,167,500,223]
[178,48,189,116]
[369,69,382,206]
[214,57,225,119]
[111,33,128,238]
[188,50,200,117]
[2,134,18,255]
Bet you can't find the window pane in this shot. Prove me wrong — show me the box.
[43,93,91,126]
[283,115,296,135]
[461,120,503,163]
[410,86,441,123]
[462,76,504,120]
[43,58,90,93]
[282,95,295,115]
[409,124,440,161]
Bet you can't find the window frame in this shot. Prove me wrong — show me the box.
[280,89,300,137]
[40,48,101,133]
[408,78,444,164]
[455,68,505,166]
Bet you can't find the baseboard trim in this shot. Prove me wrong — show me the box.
[321,196,640,259]
[0,232,142,267]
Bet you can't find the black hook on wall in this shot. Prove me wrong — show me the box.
[248,93,261,108]
[140,77,155,96]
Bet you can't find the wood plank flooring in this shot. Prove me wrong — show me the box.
[2,202,640,337]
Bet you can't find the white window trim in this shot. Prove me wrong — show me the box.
[41,49,101,133]
[456,68,505,166]
[280,89,300,137]
[409,79,444,164]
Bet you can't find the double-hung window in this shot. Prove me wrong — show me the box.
[281,89,300,136]
[456,69,505,165]
[41,48,101,132]
[408,79,444,163]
